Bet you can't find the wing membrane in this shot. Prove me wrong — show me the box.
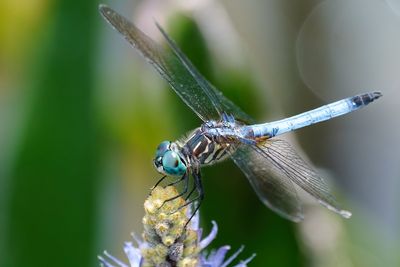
[253,139,352,218]
[99,5,253,123]
[231,144,304,222]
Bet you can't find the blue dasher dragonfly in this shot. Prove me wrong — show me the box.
[99,5,382,222]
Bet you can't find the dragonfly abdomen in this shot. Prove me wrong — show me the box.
[350,92,382,107]
[248,91,382,138]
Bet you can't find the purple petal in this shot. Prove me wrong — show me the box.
[123,242,142,267]
[199,221,218,249]
[98,255,114,267]
[221,246,247,267]
[198,228,204,241]
[206,245,231,267]
[233,253,256,267]
[188,205,200,231]
[130,233,143,246]
[98,251,129,267]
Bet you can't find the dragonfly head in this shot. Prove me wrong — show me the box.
[154,141,187,176]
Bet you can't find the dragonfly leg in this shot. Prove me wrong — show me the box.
[173,181,199,213]
[166,175,187,187]
[184,183,197,201]
[149,175,167,196]
[149,172,187,197]
[184,171,204,227]
[161,172,190,207]
[172,193,198,216]
[166,176,198,215]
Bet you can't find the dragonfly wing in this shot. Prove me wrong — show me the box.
[231,144,304,222]
[253,139,352,219]
[99,5,253,123]
[156,23,255,124]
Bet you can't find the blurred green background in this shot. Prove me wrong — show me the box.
[1,0,399,267]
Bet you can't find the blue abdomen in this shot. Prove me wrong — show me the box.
[247,91,382,138]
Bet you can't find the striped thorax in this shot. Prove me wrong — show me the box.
[180,127,236,166]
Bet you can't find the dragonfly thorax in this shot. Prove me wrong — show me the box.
[153,122,240,177]
[181,126,238,166]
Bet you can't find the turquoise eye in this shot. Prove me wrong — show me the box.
[162,151,186,176]
[156,141,170,158]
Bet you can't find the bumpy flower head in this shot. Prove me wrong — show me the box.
[99,186,255,267]
[142,186,199,266]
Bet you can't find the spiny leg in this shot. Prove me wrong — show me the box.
[161,172,190,207]
[149,175,167,195]
[166,177,196,215]
[150,171,188,196]
[184,171,204,227]
[174,186,199,212]
[184,183,197,201]
[170,183,198,213]
[167,174,187,187]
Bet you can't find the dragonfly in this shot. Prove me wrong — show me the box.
[99,5,382,222]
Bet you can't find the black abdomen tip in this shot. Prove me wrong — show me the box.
[371,91,383,100]
[351,91,382,107]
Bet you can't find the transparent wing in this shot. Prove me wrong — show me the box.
[231,144,304,222]
[252,139,352,218]
[99,5,253,123]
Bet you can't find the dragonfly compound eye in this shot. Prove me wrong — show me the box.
[162,151,186,176]
[156,141,171,158]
